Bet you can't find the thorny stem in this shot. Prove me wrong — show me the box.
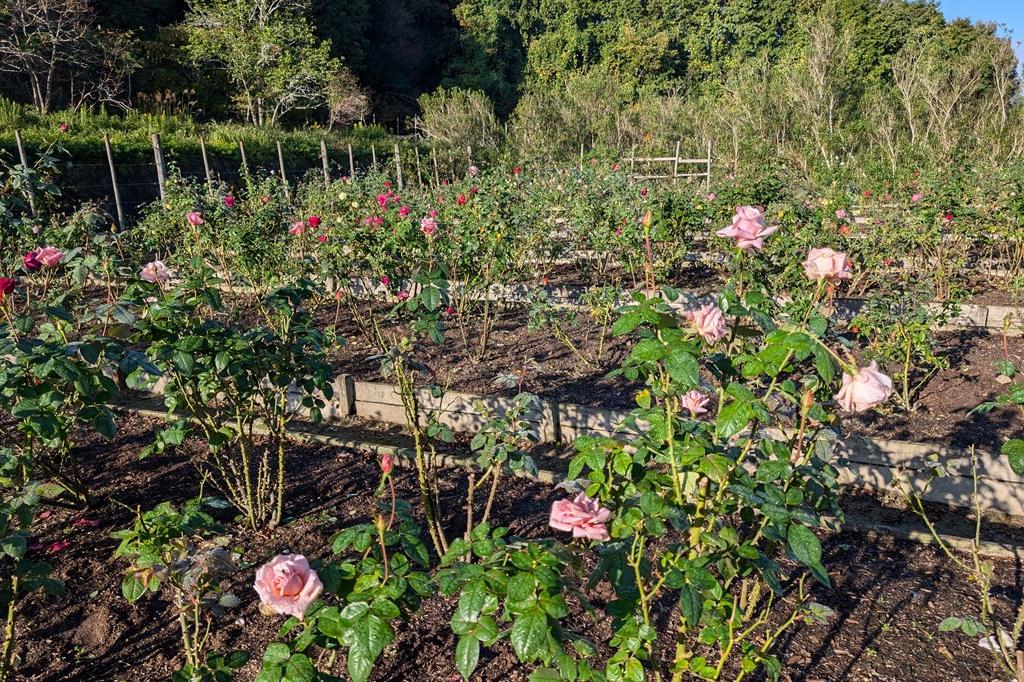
[0,576,18,682]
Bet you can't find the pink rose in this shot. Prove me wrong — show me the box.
[380,453,393,474]
[0,277,16,299]
[549,493,611,541]
[35,246,64,268]
[186,211,205,227]
[140,260,171,284]
[396,289,410,301]
[456,194,467,206]
[58,123,69,133]
[911,192,922,203]
[420,217,438,237]
[379,275,391,287]
[254,554,322,619]
[640,187,648,198]
[377,194,389,208]
[716,206,777,250]
[803,248,852,283]
[681,390,709,417]
[468,165,479,177]
[288,221,306,236]
[833,361,893,412]
[307,215,321,228]
[835,209,848,220]
[705,192,717,202]
[224,195,236,208]
[688,303,727,344]
[317,235,328,244]
[398,206,411,218]
[23,251,41,272]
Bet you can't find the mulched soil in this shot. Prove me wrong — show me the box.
[320,301,1024,449]
[14,416,1024,681]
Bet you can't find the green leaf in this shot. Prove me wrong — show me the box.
[679,583,702,628]
[121,573,147,602]
[455,634,480,680]
[787,524,829,587]
[283,653,317,682]
[664,350,699,389]
[716,397,752,440]
[938,617,963,632]
[1002,440,1024,477]
[510,608,548,662]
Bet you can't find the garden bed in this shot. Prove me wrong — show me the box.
[14,415,1019,681]
[319,304,1024,450]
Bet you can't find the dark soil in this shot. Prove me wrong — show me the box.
[320,301,1024,448]
[14,416,1024,682]
[841,331,1024,449]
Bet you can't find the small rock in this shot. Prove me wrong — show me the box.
[996,375,1013,384]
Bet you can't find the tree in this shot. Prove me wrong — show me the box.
[0,0,95,112]
[184,0,339,125]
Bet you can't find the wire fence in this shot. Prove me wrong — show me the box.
[12,130,713,229]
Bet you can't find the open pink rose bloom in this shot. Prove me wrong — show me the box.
[688,303,728,344]
[834,361,894,412]
[716,206,777,250]
[549,493,611,541]
[254,554,323,619]
[803,247,852,283]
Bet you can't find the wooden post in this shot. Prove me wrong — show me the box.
[672,140,681,183]
[347,143,354,177]
[579,142,584,171]
[371,144,377,168]
[431,148,440,185]
[320,138,330,188]
[151,134,167,201]
[276,141,291,201]
[414,146,423,186]
[14,130,36,216]
[394,143,404,191]
[706,140,712,189]
[629,145,636,175]
[238,140,249,174]
[103,134,125,231]
[199,135,213,190]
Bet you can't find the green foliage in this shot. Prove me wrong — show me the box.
[134,275,334,529]
[184,0,339,126]
[438,524,598,680]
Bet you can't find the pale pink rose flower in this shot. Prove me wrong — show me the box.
[681,390,709,417]
[835,209,848,220]
[288,221,306,236]
[716,205,778,250]
[803,248,852,283]
[688,303,727,344]
[705,192,717,201]
[140,260,171,284]
[420,217,438,237]
[911,192,922,203]
[549,493,611,541]
[35,246,64,267]
[254,554,322,619]
[834,361,893,412]
[186,211,205,227]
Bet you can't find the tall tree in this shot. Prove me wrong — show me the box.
[184,0,339,125]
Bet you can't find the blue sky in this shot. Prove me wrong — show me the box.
[940,0,1024,64]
